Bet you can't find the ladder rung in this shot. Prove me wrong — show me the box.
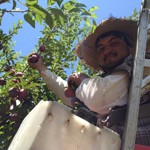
[148,24,150,29]
[144,59,150,67]
[147,24,150,30]
[143,0,150,9]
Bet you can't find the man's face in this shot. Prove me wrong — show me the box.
[96,35,130,70]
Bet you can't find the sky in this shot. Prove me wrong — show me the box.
[0,0,142,57]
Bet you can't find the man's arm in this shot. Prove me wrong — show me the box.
[28,54,72,107]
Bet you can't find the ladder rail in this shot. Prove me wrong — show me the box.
[121,9,149,150]
[144,59,150,67]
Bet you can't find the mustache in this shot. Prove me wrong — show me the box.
[104,52,117,61]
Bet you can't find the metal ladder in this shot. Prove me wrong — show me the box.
[122,0,150,149]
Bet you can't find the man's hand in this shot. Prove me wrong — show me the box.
[64,73,88,98]
[68,73,89,90]
[28,53,47,73]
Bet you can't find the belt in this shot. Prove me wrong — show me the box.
[73,103,150,128]
[73,107,97,125]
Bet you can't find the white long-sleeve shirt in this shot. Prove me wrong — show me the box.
[76,70,129,114]
[40,70,72,106]
[40,69,129,115]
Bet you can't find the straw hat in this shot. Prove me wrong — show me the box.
[76,17,138,70]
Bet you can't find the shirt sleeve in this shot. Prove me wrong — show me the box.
[75,70,129,114]
[40,70,72,106]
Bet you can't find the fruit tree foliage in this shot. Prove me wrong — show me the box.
[0,0,98,149]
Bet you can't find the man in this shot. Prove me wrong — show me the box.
[28,17,150,146]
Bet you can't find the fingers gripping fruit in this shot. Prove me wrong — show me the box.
[28,53,39,63]
[28,45,45,64]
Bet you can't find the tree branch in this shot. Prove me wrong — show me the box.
[0,0,9,5]
[5,9,28,13]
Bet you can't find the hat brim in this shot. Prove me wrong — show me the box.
[76,17,138,70]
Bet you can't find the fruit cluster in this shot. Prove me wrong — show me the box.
[8,87,28,99]
[0,45,46,102]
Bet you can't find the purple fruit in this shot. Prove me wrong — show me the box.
[4,66,12,72]
[9,69,16,76]
[39,45,46,52]
[16,72,23,77]
[18,89,28,99]
[0,78,6,86]
[8,87,19,98]
[28,54,39,63]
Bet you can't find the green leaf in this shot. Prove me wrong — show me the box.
[75,3,86,8]
[58,15,65,25]
[26,0,38,5]
[81,11,91,16]
[57,0,63,6]
[47,0,56,6]
[90,13,97,18]
[26,83,40,89]
[92,20,97,32]
[12,0,17,9]
[50,8,64,17]
[24,13,35,28]
[45,14,53,28]
[92,19,97,26]
[84,18,91,26]
[29,5,47,19]
[18,20,23,25]
[50,8,65,25]
[35,13,42,24]
[62,1,75,10]
[89,6,99,13]
[29,4,54,28]
[69,8,81,13]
